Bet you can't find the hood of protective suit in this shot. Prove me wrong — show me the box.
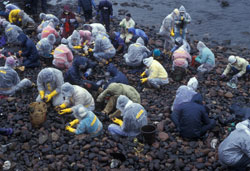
[2,20,9,28]
[71,30,80,40]
[17,33,27,46]
[143,57,154,67]
[73,105,88,120]
[39,13,46,20]
[187,77,198,90]
[197,41,206,52]
[41,68,54,83]
[116,95,133,113]
[136,37,144,46]
[128,27,136,35]
[47,34,56,45]
[191,93,203,105]
[236,120,250,136]
[5,56,16,68]
[61,82,74,97]
[179,5,186,13]
[61,38,68,44]
[107,63,118,76]
[72,57,88,69]
[18,10,25,17]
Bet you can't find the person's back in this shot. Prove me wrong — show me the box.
[0,66,19,89]
[218,120,250,170]
[172,47,191,69]
[149,60,168,79]
[53,44,73,69]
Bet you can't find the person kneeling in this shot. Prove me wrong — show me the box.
[108,95,147,137]
[65,104,103,137]
[171,94,215,139]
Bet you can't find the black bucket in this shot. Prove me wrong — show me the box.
[141,124,156,145]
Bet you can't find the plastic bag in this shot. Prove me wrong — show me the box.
[29,102,47,128]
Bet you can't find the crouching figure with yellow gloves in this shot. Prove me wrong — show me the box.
[56,82,95,115]
[36,68,64,106]
[65,104,103,136]
[108,95,147,137]
[141,57,169,89]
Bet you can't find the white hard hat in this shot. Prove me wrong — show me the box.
[228,55,236,64]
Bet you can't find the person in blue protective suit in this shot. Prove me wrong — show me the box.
[64,57,99,91]
[98,0,113,33]
[0,57,32,96]
[171,93,216,139]
[103,63,129,89]
[128,27,149,46]
[110,31,125,54]
[174,5,191,40]
[77,0,96,23]
[17,33,40,68]
[108,95,147,137]
[65,104,103,137]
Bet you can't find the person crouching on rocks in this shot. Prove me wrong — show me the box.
[65,104,103,137]
[108,95,147,137]
[0,57,33,96]
[171,93,216,139]
[221,55,250,80]
[140,57,169,89]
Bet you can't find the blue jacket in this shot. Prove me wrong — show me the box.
[111,32,125,49]
[128,28,148,40]
[104,63,129,89]
[78,0,96,12]
[17,33,39,67]
[98,0,113,16]
[64,57,96,85]
[171,94,213,139]
[76,111,103,135]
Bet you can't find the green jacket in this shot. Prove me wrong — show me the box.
[97,83,141,103]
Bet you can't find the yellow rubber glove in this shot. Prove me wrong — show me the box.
[112,117,123,126]
[59,108,72,115]
[39,90,45,100]
[73,46,82,49]
[69,119,79,126]
[140,78,148,84]
[170,28,175,37]
[59,103,67,109]
[65,126,76,133]
[140,71,146,77]
[88,48,93,52]
[45,90,58,103]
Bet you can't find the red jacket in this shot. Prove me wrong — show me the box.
[61,12,76,38]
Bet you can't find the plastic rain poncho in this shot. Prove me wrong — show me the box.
[40,25,59,40]
[61,83,95,111]
[0,57,32,95]
[37,20,51,33]
[172,77,198,111]
[3,21,23,44]
[172,46,191,69]
[195,41,215,70]
[39,13,60,27]
[18,10,35,28]
[67,30,81,50]
[72,104,103,135]
[36,68,64,106]
[52,44,74,70]
[108,95,147,136]
[90,23,106,38]
[36,34,56,57]
[123,37,150,67]
[219,120,250,166]
[93,33,116,61]
[119,18,135,43]
[223,56,249,77]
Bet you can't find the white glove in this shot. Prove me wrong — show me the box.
[210,138,218,149]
